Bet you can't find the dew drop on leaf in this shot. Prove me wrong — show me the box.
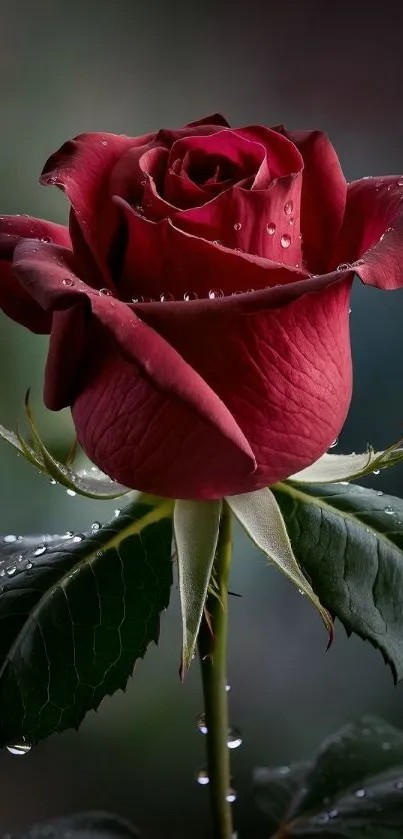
[225,788,237,803]
[3,535,17,543]
[197,713,208,735]
[227,727,242,749]
[7,739,31,756]
[33,545,47,557]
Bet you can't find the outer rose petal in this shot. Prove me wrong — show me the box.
[40,131,154,273]
[135,273,354,489]
[275,127,347,274]
[12,241,257,499]
[0,215,70,333]
[333,176,403,289]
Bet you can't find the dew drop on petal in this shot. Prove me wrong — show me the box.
[62,277,74,287]
[41,236,52,243]
[98,288,113,296]
[209,289,224,299]
[233,222,242,231]
[183,291,199,301]
[212,239,223,245]
[196,768,209,786]
[100,139,108,146]
[337,263,352,271]
[284,200,293,215]
[160,292,174,302]
[329,438,338,449]
[397,178,403,187]
[266,222,276,235]
[280,234,291,249]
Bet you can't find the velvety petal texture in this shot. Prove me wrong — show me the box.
[1,114,403,499]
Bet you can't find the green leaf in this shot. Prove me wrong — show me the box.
[272,481,403,681]
[16,812,141,839]
[0,500,173,747]
[254,716,403,838]
[290,440,403,484]
[226,489,333,637]
[0,395,131,499]
[173,499,222,676]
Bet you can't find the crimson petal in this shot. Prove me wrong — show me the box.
[40,131,153,274]
[0,215,70,333]
[275,127,347,274]
[12,240,257,499]
[334,176,403,289]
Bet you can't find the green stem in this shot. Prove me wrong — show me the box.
[198,502,233,839]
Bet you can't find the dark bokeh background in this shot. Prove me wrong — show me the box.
[1,0,403,836]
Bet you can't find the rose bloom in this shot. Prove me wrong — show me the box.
[0,114,402,499]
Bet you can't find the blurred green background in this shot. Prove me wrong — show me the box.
[1,0,403,836]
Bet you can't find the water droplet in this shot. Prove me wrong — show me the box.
[6,566,16,576]
[395,780,403,790]
[64,530,74,538]
[98,288,113,296]
[382,741,392,750]
[183,291,199,301]
[196,768,209,786]
[329,438,338,449]
[66,489,76,497]
[72,535,83,543]
[280,234,291,249]
[134,204,145,215]
[33,545,47,557]
[397,179,403,187]
[284,200,293,215]
[140,179,147,186]
[114,509,121,518]
[212,239,222,245]
[329,808,338,818]
[131,295,144,303]
[26,562,33,570]
[49,478,57,486]
[355,788,366,798]
[298,589,305,596]
[41,236,52,243]
[100,139,108,146]
[266,222,276,235]
[315,814,329,824]
[0,569,4,577]
[3,535,17,543]
[288,217,295,226]
[226,683,231,692]
[385,506,395,515]
[209,289,224,299]
[233,222,242,231]
[373,469,380,475]
[339,481,349,486]
[62,277,74,287]
[7,739,31,756]
[160,292,174,302]
[197,713,208,735]
[226,788,237,804]
[227,727,242,750]
[337,263,352,271]
[91,522,101,532]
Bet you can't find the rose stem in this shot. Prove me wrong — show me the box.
[198,501,234,839]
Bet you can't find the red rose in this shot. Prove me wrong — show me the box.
[1,114,402,499]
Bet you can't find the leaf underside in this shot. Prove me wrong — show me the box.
[0,502,173,746]
[274,481,403,681]
[255,716,403,838]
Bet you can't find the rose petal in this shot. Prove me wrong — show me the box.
[236,125,304,180]
[185,114,231,129]
[274,127,347,274]
[115,196,308,300]
[333,176,403,289]
[0,215,70,333]
[40,131,153,273]
[174,178,303,263]
[135,272,354,489]
[12,240,257,499]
